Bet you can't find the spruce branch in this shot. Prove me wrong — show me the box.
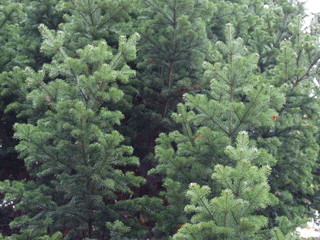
[0,7,15,29]
[189,97,230,136]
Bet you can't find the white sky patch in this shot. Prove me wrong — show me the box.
[296,199,320,239]
[297,216,320,239]
[302,0,320,26]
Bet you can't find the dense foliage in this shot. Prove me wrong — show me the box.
[0,0,319,239]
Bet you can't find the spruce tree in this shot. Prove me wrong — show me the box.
[260,21,320,229]
[173,132,277,240]
[0,23,145,239]
[207,0,320,228]
[0,1,28,71]
[56,0,137,50]
[137,0,213,118]
[56,0,146,151]
[128,0,214,166]
[151,23,284,237]
[0,0,319,238]
[0,0,30,181]
[152,0,320,235]
[1,1,162,238]
[0,231,63,240]
[0,0,62,233]
[0,0,63,182]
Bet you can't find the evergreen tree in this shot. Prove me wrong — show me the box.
[129,0,214,165]
[0,1,28,71]
[0,0,63,181]
[152,0,320,235]
[0,231,63,240]
[0,0,319,238]
[0,23,145,238]
[210,0,320,228]
[173,132,277,240]
[0,0,30,181]
[56,0,137,50]
[1,1,162,238]
[56,0,145,148]
[138,0,213,118]
[0,0,62,234]
[151,23,284,237]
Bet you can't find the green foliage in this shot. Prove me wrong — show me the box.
[0,0,62,71]
[151,1,320,236]
[173,132,276,240]
[139,0,213,116]
[0,0,63,232]
[0,0,28,71]
[196,23,285,137]
[0,230,62,240]
[151,23,281,237]
[0,0,63,184]
[106,220,134,240]
[56,0,138,50]
[53,0,145,152]
[0,22,145,238]
[125,0,215,167]
[202,0,320,230]
[249,4,320,229]
[1,0,320,239]
[0,179,56,230]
